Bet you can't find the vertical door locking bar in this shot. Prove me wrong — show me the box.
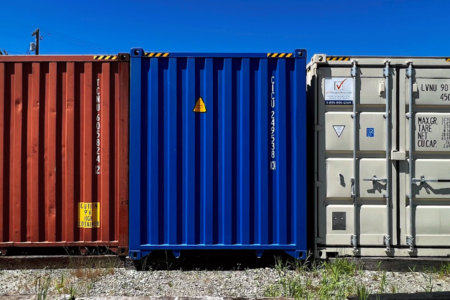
[406,61,415,252]
[350,60,358,251]
[383,61,391,253]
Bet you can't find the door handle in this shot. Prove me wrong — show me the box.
[413,175,450,184]
[363,175,387,183]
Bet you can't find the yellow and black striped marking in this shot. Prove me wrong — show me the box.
[93,55,117,60]
[446,58,450,62]
[145,52,170,57]
[327,57,350,61]
[267,53,293,58]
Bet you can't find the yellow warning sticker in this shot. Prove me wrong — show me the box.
[193,97,207,113]
[78,202,100,228]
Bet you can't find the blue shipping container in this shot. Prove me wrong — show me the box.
[129,48,308,260]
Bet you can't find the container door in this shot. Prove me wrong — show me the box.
[399,67,450,247]
[317,64,398,249]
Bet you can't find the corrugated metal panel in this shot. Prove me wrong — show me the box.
[309,55,450,258]
[129,48,308,259]
[0,55,129,255]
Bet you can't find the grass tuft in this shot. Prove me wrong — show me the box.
[264,256,366,300]
[379,271,387,294]
[438,262,450,279]
[35,276,51,300]
[356,283,370,300]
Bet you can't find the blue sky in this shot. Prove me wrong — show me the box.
[0,0,447,58]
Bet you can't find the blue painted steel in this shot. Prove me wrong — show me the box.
[129,48,308,260]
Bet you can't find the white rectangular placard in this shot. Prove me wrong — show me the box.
[325,77,353,105]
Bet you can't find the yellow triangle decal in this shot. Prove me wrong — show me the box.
[193,97,207,113]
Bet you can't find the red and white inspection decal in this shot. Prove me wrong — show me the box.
[325,77,354,105]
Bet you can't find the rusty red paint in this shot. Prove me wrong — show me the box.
[0,55,129,255]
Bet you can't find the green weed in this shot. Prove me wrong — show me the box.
[421,273,435,293]
[264,275,313,299]
[68,286,76,300]
[356,283,370,300]
[264,256,364,300]
[379,271,387,293]
[55,273,66,294]
[54,272,77,299]
[375,261,383,271]
[323,257,360,280]
[438,262,450,278]
[35,276,51,300]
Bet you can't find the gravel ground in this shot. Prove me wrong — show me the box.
[1,267,450,299]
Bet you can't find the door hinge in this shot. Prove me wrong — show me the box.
[315,125,324,131]
[315,237,325,244]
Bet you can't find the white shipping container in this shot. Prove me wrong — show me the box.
[308,55,450,258]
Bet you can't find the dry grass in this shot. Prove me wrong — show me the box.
[71,266,114,280]
[67,262,115,296]
[13,258,116,299]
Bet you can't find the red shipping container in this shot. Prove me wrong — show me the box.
[0,54,129,255]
